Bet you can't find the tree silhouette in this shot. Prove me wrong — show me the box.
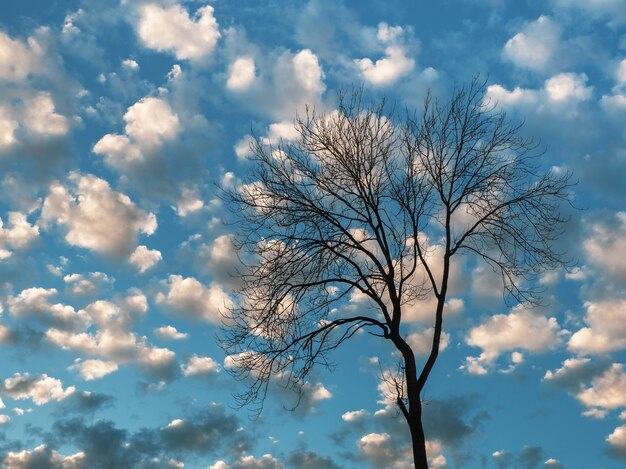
[221,79,572,468]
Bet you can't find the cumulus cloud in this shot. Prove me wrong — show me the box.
[0,31,44,81]
[93,97,180,170]
[583,212,626,279]
[130,245,162,273]
[502,16,561,71]
[463,307,562,374]
[40,172,157,256]
[7,287,89,330]
[406,328,450,355]
[607,424,626,460]
[543,357,610,392]
[1,373,75,405]
[156,275,233,322]
[355,23,414,86]
[154,325,188,341]
[568,299,626,354]
[182,355,220,377]
[136,4,220,61]
[486,73,592,114]
[64,271,113,296]
[0,212,39,259]
[44,294,175,380]
[208,455,283,469]
[227,56,256,91]
[4,444,85,469]
[68,359,119,381]
[575,363,626,415]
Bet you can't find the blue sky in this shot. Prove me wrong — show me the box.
[0,0,625,467]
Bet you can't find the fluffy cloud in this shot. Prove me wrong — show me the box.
[154,325,188,341]
[136,4,220,61]
[130,245,162,273]
[1,373,75,405]
[568,299,626,354]
[68,359,119,381]
[357,432,445,469]
[355,23,414,86]
[4,445,85,469]
[7,287,89,330]
[576,364,626,413]
[583,212,626,279]
[40,172,157,256]
[607,424,626,460]
[64,272,113,296]
[0,31,44,81]
[406,328,450,355]
[227,57,256,91]
[182,355,220,377]
[157,275,233,322]
[486,73,592,113]
[209,455,283,469]
[45,294,175,379]
[463,308,562,374]
[502,16,561,71]
[93,97,180,170]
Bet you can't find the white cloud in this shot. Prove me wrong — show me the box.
[0,415,9,425]
[406,328,450,355]
[68,359,119,380]
[607,424,626,459]
[342,409,370,422]
[1,373,75,405]
[7,287,88,330]
[130,245,162,273]
[568,299,626,354]
[0,212,39,257]
[122,58,139,70]
[486,73,592,114]
[40,172,157,255]
[583,212,626,279]
[502,16,561,71]
[137,4,220,61]
[576,364,626,412]
[544,73,593,102]
[354,23,415,86]
[22,92,69,136]
[174,187,204,217]
[93,97,180,170]
[463,307,562,373]
[208,454,283,469]
[356,432,444,469]
[4,445,85,469]
[227,56,256,90]
[157,275,233,322]
[154,325,188,341]
[182,355,220,377]
[64,272,113,296]
[292,49,325,95]
[0,31,44,81]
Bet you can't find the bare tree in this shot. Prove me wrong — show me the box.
[220,79,572,468]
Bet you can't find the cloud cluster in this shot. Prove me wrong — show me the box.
[40,172,156,256]
[156,275,233,323]
[136,4,220,61]
[463,307,562,374]
[355,23,415,86]
[1,372,75,405]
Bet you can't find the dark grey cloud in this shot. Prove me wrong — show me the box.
[287,450,341,469]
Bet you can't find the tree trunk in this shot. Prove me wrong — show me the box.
[407,404,429,469]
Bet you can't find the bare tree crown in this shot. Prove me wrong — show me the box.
[220,79,572,429]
